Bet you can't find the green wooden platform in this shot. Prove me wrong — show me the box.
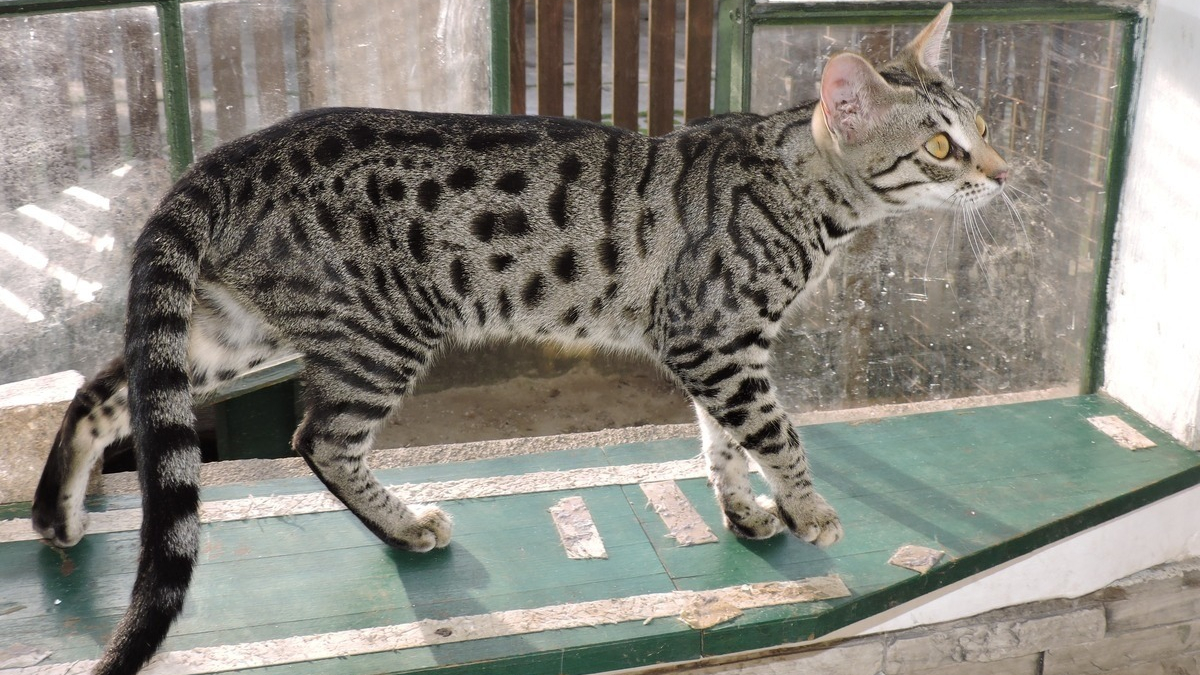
[2,395,1199,674]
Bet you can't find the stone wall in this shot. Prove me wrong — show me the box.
[652,558,1200,675]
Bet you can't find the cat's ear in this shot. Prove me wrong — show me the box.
[900,2,953,74]
[814,52,895,150]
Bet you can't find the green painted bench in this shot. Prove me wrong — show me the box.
[2,394,1198,674]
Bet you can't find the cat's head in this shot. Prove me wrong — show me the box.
[811,3,1008,213]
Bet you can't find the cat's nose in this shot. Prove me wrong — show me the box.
[992,169,1008,185]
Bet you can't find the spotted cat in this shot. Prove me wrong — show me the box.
[32,4,1006,673]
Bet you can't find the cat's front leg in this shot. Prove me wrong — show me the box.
[670,348,843,547]
[694,402,787,539]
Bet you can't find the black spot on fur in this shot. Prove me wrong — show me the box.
[597,238,620,275]
[490,253,515,272]
[549,185,568,229]
[467,129,540,151]
[384,179,405,202]
[384,128,445,149]
[408,219,428,263]
[366,173,382,206]
[290,149,312,178]
[553,248,579,282]
[417,180,441,212]
[471,212,497,243]
[261,159,281,183]
[313,136,345,166]
[450,258,470,295]
[521,273,545,307]
[348,124,377,150]
[559,154,582,182]
[448,166,478,191]
[495,171,527,194]
[498,290,513,319]
[561,306,581,326]
[332,176,345,194]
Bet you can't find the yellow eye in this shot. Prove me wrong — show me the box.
[975,114,988,137]
[925,133,951,160]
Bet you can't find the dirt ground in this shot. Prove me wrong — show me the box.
[374,360,696,449]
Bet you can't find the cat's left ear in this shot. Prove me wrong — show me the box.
[814,52,896,151]
[899,2,953,74]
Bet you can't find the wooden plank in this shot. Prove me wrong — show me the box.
[6,396,1200,675]
[121,9,161,160]
[79,11,120,173]
[647,0,676,135]
[183,5,204,148]
[28,14,76,190]
[208,2,248,143]
[535,0,564,116]
[683,0,714,123]
[574,0,602,121]
[252,3,290,124]
[509,0,527,114]
[610,0,639,130]
[294,0,329,110]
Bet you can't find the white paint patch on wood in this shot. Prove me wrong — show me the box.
[0,578,851,675]
[1088,415,1157,450]
[549,496,607,559]
[0,458,710,543]
[640,480,718,546]
[888,545,946,574]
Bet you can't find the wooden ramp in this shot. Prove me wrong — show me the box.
[2,395,1199,674]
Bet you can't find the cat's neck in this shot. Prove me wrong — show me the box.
[758,104,902,231]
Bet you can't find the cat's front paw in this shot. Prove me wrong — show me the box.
[31,499,87,548]
[720,494,787,539]
[394,505,453,552]
[767,491,843,547]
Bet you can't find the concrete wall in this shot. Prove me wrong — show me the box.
[1104,0,1200,451]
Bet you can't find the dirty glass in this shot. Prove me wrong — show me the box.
[0,7,173,386]
[182,0,493,153]
[750,20,1124,411]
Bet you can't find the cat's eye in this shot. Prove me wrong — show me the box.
[924,133,951,160]
[975,114,988,137]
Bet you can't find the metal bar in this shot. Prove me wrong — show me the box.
[157,0,193,176]
[747,1,1142,26]
[1082,15,1146,394]
[490,0,513,114]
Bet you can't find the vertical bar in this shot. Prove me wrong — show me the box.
[611,0,639,130]
[575,0,602,121]
[209,2,247,142]
[1082,17,1144,394]
[506,0,524,114]
[683,0,713,123]
[647,0,675,135]
[157,0,193,175]
[253,3,289,123]
[713,0,743,114]
[80,11,120,172]
[122,11,161,160]
[294,0,329,111]
[536,0,564,116]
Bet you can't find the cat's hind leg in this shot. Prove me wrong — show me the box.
[294,354,452,552]
[32,358,128,547]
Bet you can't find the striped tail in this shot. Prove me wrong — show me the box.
[95,182,213,675]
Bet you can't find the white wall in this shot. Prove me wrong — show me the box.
[1104,0,1200,451]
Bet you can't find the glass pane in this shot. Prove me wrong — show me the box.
[749,20,1123,410]
[182,0,494,152]
[0,7,172,386]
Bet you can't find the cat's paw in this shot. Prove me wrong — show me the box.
[767,491,843,547]
[394,505,453,552]
[31,499,86,548]
[720,494,788,539]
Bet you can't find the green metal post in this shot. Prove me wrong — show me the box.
[1081,15,1147,394]
[157,0,193,176]
[490,0,512,115]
